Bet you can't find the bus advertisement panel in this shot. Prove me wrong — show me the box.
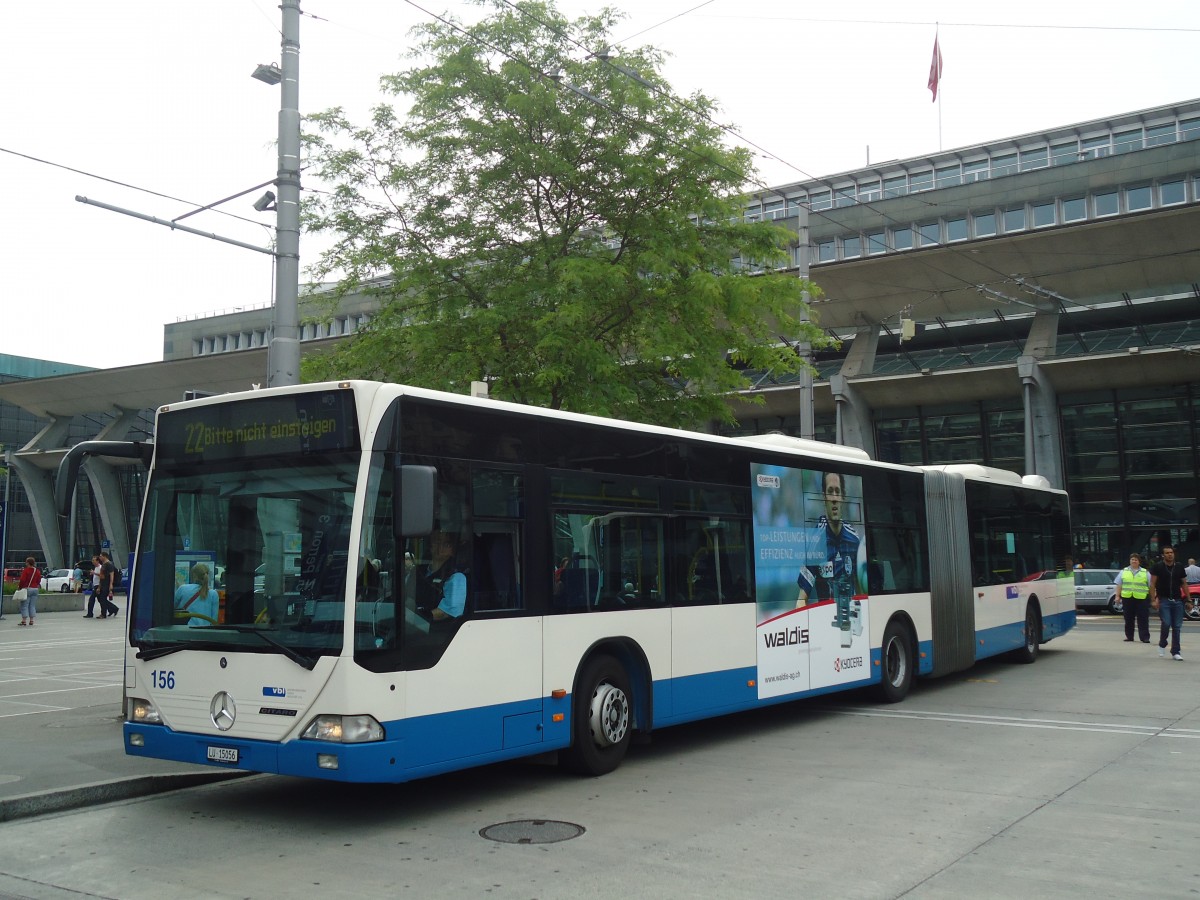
[752,464,870,699]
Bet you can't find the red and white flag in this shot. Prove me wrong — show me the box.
[927,34,943,102]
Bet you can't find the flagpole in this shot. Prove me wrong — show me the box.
[936,24,942,151]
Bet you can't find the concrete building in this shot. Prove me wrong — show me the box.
[1,98,1198,569]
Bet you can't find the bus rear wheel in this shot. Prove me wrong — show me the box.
[1012,601,1041,664]
[560,655,632,776]
[876,620,914,703]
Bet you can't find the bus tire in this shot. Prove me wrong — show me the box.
[1012,601,1041,664]
[876,619,914,703]
[560,654,633,776]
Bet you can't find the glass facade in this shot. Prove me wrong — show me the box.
[1061,387,1199,568]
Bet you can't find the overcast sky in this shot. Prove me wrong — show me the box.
[2,0,1197,370]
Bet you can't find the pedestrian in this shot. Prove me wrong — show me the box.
[71,562,84,593]
[95,552,119,619]
[1151,544,1190,661]
[17,556,43,626]
[1116,553,1151,643]
[83,556,102,618]
[1186,557,1200,615]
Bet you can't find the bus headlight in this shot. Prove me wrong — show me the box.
[301,714,384,743]
[128,697,163,725]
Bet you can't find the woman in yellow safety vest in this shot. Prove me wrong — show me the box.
[1118,553,1151,643]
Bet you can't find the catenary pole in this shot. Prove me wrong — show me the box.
[269,0,302,387]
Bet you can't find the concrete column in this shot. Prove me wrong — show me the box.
[830,374,877,458]
[13,416,73,569]
[841,324,881,377]
[1017,355,1064,489]
[829,325,881,457]
[1023,307,1060,359]
[83,408,145,562]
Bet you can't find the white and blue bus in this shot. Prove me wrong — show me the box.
[63,381,1074,782]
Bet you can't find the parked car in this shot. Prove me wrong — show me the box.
[4,568,22,584]
[44,568,75,592]
[1075,568,1122,614]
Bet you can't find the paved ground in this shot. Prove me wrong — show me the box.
[1,609,1199,899]
[0,598,235,821]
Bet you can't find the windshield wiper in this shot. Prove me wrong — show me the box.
[136,640,226,661]
[205,624,318,670]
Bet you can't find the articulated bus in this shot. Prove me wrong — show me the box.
[61,381,1074,782]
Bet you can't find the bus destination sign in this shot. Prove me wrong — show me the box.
[156,389,360,464]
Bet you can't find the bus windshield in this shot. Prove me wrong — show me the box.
[129,454,360,662]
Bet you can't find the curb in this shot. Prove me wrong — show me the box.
[0,771,253,823]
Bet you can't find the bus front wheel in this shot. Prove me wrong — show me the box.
[560,654,632,776]
[876,620,914,703]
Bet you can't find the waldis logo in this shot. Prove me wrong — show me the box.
[762,626,810,648]
[833,655,864,673]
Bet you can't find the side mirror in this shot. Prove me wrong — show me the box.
[397,465,437,537]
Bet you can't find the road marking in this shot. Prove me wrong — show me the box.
[825,706,1178,737]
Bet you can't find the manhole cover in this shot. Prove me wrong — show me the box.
[479,819,585,844]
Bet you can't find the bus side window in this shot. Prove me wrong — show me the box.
[472,526,521,611]
[675,517,753,605]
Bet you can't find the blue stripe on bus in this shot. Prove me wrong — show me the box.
[971,609,1075,662]
[129,616,1074,784]
[125,697,567,784]
[125,663,877,782]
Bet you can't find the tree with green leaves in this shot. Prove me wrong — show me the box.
[302,0,826,429]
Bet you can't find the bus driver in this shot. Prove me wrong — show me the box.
[416,530,467,622]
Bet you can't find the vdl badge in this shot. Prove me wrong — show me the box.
[207,746,239,763]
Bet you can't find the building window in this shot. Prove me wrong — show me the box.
[1003,207,1026,232]
[1126,185,1153,211]
[834,186,857,208]
[763,199,784,219]
[909,171,934,193]
[858,182,881,203]
[842,235,862,258]
[892,227,913,251]
[1145,123,1176,147]
[1160,180,1186,206]
[809,190,832,211]
[935,165,961,188]
[1062,197,1086,222]
[787,198,807,216]
[1094,191,1119,217]
[962,159,990,183]
[883,175,908,198]
[1182,117,1200,141]
[972,211,997,237]
[1050,141,1078,166]
[946,217,968,241]
[1112,129,1142,154]
[991,153,1018,177]
[1020,148,1049,171]
[866,232,886,255]
[1080,134,1112,159]
[816,240,835,262]
[918,222,940,246]
[1032,201,1056,228]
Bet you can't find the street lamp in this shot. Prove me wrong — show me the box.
[251,63,282,86]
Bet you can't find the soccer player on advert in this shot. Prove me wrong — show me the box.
[796,471,864,647]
